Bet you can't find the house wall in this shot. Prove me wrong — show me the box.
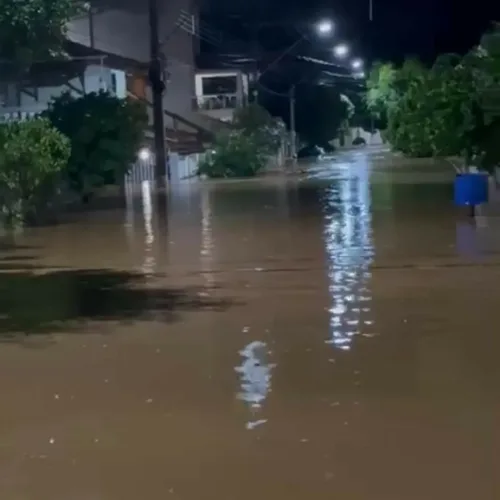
[0,67,127,119]
[67,0,196,121]
[194,71,249,99]
[192,71,249,124]
[332,127,384,149]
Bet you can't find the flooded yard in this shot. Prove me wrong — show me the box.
[0,150,498,499]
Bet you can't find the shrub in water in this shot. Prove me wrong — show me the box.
[44,91,147,201]
[0,118,70,225]
[198,131,266,179]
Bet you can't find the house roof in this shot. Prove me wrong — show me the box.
[64,41,149,73]
[0,40,148,85]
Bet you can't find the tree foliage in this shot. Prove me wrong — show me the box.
[0,0,83,67]
[366,62,398,119]
[366,59,426,127]
[199,103,285,179]
[387,57,479,158]
[198,131,267,179]
[233,103,285,155]
[367,23,500,170]
[0,118,70,225]
[44,91,148,199]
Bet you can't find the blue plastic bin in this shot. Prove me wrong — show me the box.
[454,173,488,207]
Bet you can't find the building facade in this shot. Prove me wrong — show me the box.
[0,1,251,157]
[68,0,197,126]
[0,59,127,122]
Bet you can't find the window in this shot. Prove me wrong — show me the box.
[0,83,7,106]
[0,83,20,107]
[201,76,237,95]
[111,72,117,94]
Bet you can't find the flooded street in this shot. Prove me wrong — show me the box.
[0,150,498,499]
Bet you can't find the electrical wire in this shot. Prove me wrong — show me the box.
[69,7,363,97]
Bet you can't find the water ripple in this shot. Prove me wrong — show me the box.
[321,161,375,351]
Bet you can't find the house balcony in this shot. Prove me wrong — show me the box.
[193,70,250,123]
[0,106,46,123]
[192,93,245,122]
[0,64,127,124]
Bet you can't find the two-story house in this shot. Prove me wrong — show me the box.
[0,0,251,157]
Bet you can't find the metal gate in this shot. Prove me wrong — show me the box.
[125,156,155,186]
[125,151,204,190]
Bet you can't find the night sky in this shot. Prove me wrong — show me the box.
[203,0,500,64]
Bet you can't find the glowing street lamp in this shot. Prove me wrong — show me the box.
[138,147,151,161]
[316,19,334,35]
[333,43,349,58]
[351,58,363,70]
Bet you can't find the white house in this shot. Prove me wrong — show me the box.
[0,55,127,122]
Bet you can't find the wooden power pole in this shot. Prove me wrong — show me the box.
[148,0,169,183]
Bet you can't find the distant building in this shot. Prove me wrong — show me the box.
[193,69,250,122]
[333,127,383,149]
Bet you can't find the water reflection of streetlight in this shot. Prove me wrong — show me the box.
[141,180,156,277]
[200,188,215,289]
[235,341,276,430]
[322,158,375,350]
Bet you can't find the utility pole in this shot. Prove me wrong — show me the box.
[148,0,168,184]
[289,85,296,163]
[88,2,95,48]
[252,23,260,103]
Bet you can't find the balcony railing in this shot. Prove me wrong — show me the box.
[193,94,244,111]
[0,106,46,123]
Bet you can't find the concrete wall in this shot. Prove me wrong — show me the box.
[68,0,196,123]
[333,127,384,149]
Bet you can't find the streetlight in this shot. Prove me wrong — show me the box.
[260,18,335,79]
[333,43,349,58]
[351,58,363,70]
[138,147,151,161]
[257,17,334,163]
[316,19,334,35]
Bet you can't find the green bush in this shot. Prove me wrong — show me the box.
[0,118,70,225]
[199,103,285,179]
[233,103,284,155]
[198,131,266,179]
[44,91,148,201]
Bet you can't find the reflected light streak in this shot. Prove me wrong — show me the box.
[124,175,135,251]
[235,341,276,429]
[322,159,375,351]
[141,180,156,277]
[200,189,215,289]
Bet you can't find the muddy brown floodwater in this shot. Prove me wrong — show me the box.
[0,150,499,499]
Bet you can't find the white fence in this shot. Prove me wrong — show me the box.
[0,109,43,123]
[125,156,155,185]
[125,147,287,187]
[125,151,205,189]
[169,152,206,182]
